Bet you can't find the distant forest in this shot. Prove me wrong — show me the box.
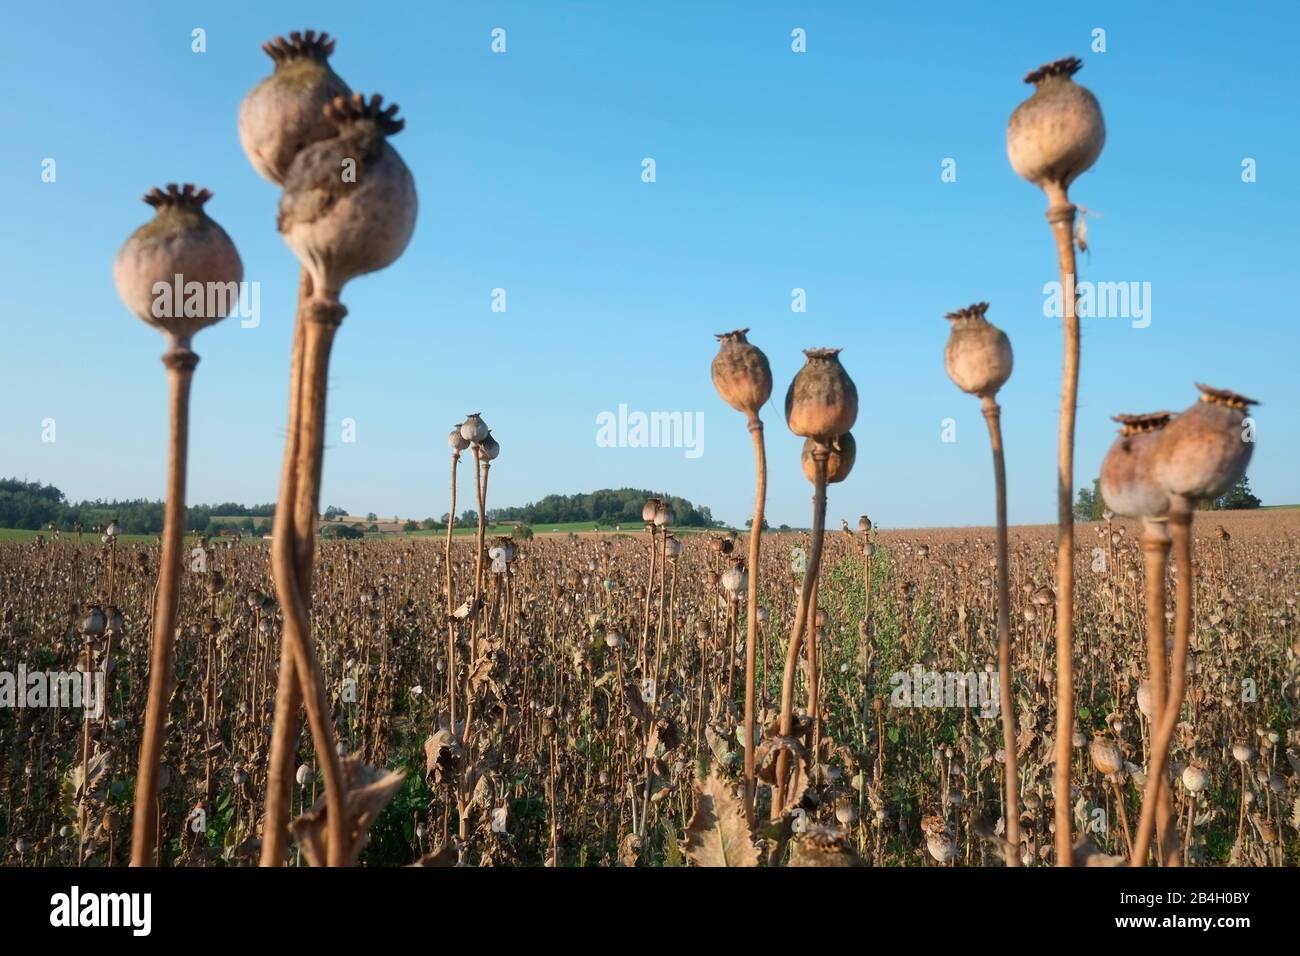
[0,479,718,535]
[487,488,717,528]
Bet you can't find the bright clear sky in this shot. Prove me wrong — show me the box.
[1,1,1296,529]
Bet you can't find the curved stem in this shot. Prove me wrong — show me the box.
[262,296,349,866]
[743,416,766,823]
[1046,188,1079,866]
[981,396,1021,865]
[773,446,828,820]
[1139,519,1178,865]
[262,271,310,866]
[1131,507,1193,865]
[130,342,196,866]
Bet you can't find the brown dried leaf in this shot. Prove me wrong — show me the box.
[291,755,407,866]
[683,769,760,867]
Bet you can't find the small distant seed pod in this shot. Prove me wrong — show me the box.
[1100,413,1173,519]
[605,631,625,650]
[114,184,243,342]
[80,605,106,638]
[277,93,417,301]
[1006,57,1105,191]
[238,30,350,185]
[460,414,488,444]
[1153,385,1258,504]
[720,566,746,596]
[1231,741,1255,763]
[943,303,1013,398]
[834,797,857,825]
[665,536,682,558]
[756,607,769,623]
[479,431,501,462]
[642,498,661,524]
[801,433,856,484]
[296,764,314,787]
[449,426,471,452]
[785,348,857,441]
[711,328,773,418]
[1181,765,1209,793]
[1136,680,1154,719]
[654,502,676,528]
[858,515,871,534]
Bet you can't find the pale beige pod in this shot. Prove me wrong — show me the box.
[113,184,243,343]
[238,31,350,186]
[1007,57,1105,191]
[943,302,1012,398]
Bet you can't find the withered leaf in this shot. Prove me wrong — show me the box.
[290,755,407,866]
[683,769,760,867]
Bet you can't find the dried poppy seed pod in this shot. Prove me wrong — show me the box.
[1181,765,1210,793]
[448,426,470,453]
[238,30,350,185]
[1089,736,1123,776]
[943,303,1013,398]
[277,93,417,302]
[665,536,682,559]
[801,433,855,484]
[641,498,661,524]
[1153,385,1258,504]
[858,515,871,534]
[460,414,488,444]
[80,605,106,639]
[1099,412,1174,519]
[785,348,857,440]
[711,328,772,419]
[1007,57,1105,193]
[1136,680,1153,719]
[720,566,746,596]
[113,185,243,343]
[653,502,676,528]
[479,431,501,462]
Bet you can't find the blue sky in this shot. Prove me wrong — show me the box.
[1,1,1296,529]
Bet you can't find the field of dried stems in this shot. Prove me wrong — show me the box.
[1,507,1295,866]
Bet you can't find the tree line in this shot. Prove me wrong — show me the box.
[486,488,717,528]
[1,480,720,536]
[1074,475,1262,521]
[0,479,275,535]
